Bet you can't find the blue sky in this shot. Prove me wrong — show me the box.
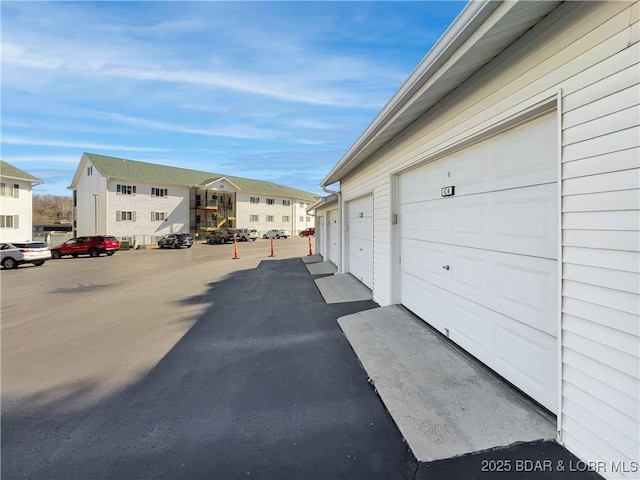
[2,1,466,197]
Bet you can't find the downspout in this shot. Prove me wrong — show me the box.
[322,184,342,274]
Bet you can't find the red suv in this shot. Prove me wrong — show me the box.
[50,236,120,259]
[299,227,315,237]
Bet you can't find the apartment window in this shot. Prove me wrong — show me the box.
[307,217,311,222]
[116,184,136,195]
[0,183,19,197]
[151,212,166,221]
[116,211,136,221]
[87,166,93,176]
[151,188,168,197]
[250,197,260,204]
[0,215,17,228]
[282,200,291,206]
[299,216,304,222]
[299,202,304,208]
[266,215,274,222]
[266,198,275,205]
[282,216,289,222]
[250,215,259,222]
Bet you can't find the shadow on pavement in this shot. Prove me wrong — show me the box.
[2,257,603,480]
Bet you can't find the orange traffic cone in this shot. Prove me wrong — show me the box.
[232,239,239,259]
[307,235,313,256]
[269,237,275,257]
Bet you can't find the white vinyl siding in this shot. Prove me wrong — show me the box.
[559,3,640,472]
[337,2,638,477]
[0,178,34,242]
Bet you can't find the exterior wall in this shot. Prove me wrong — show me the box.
[312,200,338,261]
[0,178,34,243]
[236,192,313,236]
[106,180,190,239]
[74,160,106,236]
[338,1,638,477]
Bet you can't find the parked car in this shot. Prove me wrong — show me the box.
[206,228,239,244]
[158,233,193,249]
[50,236,120,259]
[263,229,290,239]
[237,228,258,242]
[299,227,315,237]
[1,242,51,269]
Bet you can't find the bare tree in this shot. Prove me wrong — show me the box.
[33,194,73,225]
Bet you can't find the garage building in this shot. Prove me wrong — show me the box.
[318,1,639,478]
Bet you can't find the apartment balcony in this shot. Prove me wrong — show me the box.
[191,200,222,209]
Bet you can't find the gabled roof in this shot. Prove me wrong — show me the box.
[74,153,319,202]
[322,0,561,186]
[0,160,43,184]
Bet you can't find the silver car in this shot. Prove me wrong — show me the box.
[1,242,51,269]
[262,229,290,239]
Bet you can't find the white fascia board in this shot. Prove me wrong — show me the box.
[200,176,242,191]
[321,0,503,186]
[307,194,338,213]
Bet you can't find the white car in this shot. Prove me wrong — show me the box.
[1,242,52,269]
[262,229,290,239]
[237,228,258,242]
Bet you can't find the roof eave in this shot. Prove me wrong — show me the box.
[321,0,560,186]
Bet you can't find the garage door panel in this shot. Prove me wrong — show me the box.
[494,321,557,410]
[401,183,557,258]
[401,274,448,332]
[347,196,373,289]
[402,242,557,336]
[328,210,340,266]
[401,238,444,283]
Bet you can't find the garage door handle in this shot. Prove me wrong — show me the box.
[442,265,450,270]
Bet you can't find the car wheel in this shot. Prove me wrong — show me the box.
[106,252,114,256]
[32,261,45,266]
[173,243,179,249]
[263,235,268,239]
[158,242,163,248]
[2,257,18,269]
[89,248,100,257]
[220,238,226,244]
[275,234,280,239]
[187,244,192,248]
[51,250,61,259]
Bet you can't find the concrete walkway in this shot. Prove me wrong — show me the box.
[337,305,555,462]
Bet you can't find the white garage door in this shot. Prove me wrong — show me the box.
[327,209,340,268]
[347,195,373,289]
[399,113,559,412]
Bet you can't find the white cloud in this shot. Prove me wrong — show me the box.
[2,135,168,152]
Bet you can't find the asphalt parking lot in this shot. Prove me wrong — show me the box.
[1,237,604,480]
[1,238,417,479]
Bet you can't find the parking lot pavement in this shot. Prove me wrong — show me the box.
[2,254,416,480]
[2,245,605,480]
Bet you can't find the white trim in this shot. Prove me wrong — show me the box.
[556,89,564,441]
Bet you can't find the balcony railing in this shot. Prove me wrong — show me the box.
[191,200,222,208]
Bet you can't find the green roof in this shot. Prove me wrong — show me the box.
[0,160,43,183]
[81,153,319,201]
